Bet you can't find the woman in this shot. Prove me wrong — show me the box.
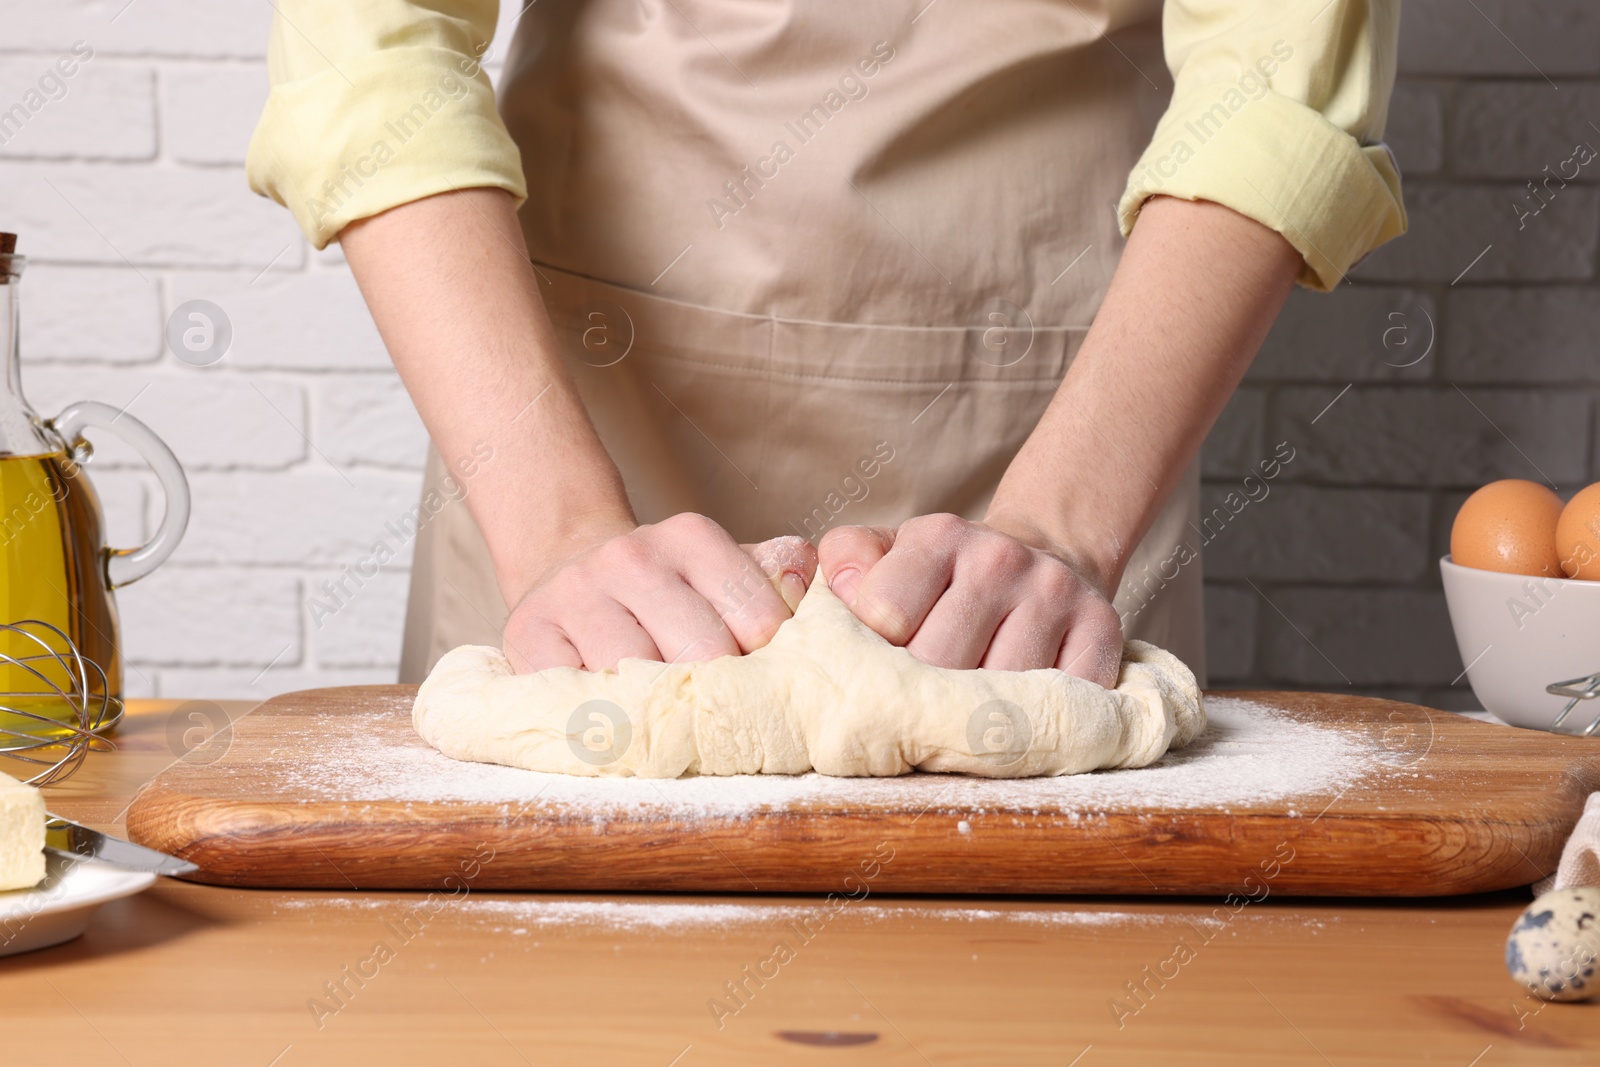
[247,0,1404,686]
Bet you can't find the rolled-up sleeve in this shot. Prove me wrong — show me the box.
[1117,0,1406,291]
[246,0,527,248]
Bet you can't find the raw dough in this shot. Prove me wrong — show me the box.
[413,580,1204,779]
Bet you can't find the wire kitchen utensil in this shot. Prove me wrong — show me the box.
[0,619,119,785]
[1545,671,1600,738]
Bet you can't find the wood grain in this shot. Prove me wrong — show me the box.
[14,698,1599,1065]
[124,686,1600,896]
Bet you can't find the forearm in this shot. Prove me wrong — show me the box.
[986,195,1301,596]
[340,188,633,606]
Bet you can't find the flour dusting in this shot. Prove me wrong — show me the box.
[262,695,1378,820]
[277,895,1337,935]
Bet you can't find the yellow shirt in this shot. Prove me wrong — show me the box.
[247,0,1405,292]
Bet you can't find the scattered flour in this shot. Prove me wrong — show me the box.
[277,895,1338,935]
[259,695,1380,821]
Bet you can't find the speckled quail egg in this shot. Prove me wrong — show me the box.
[1505,887,1600,1002]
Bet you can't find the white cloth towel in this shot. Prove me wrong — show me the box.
[1536,792,1600,894]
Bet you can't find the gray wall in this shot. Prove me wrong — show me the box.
[1202,0,1600,706]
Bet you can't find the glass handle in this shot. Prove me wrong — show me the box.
[49,400,190,590]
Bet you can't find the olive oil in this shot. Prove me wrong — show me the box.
[0,451,120,737]
[0,233,169,750]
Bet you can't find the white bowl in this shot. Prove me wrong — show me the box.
[1440,556,1600,731]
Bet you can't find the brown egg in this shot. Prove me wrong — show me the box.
[1556,482,1600,580]
[1450,479,1564,577]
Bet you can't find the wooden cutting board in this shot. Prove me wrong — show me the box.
[125,685,1600,896]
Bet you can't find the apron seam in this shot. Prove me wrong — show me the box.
[534,259,1095,333]
[596,352,1076,387]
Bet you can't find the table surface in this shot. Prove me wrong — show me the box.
[3,698,1596,1065]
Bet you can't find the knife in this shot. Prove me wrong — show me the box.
[44,813,198,877]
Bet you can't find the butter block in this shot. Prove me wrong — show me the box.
[0,772,45,890]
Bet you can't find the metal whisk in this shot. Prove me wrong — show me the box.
[0,620,119,785]
[1546,670,1600,738]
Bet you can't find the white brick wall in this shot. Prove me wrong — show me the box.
[0,5,522,700]
[1,4,1595,710]
[0,58,155,160]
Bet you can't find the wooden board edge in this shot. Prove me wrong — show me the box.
[126,687,1600,897]
[124,784,1569,897]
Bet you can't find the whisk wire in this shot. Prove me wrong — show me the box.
[0,619,119,785]
[1546,670,1600,737]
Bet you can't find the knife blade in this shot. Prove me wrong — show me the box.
[44,814,198,877]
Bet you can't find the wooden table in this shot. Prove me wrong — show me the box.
[3,699,1596,1065]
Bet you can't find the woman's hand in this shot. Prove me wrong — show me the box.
[818,515,1123,687]
[820,197,1303,687]
[503,517,817,673]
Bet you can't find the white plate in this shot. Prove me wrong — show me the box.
[0,851,156,957]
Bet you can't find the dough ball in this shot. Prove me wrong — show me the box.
[1505,886,1600,1001]
[414,580,1203,779]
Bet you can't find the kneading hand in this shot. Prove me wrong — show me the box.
[503,515,816,673]
[818,514,1123,686]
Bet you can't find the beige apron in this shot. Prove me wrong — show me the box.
[399,0,1207,685]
